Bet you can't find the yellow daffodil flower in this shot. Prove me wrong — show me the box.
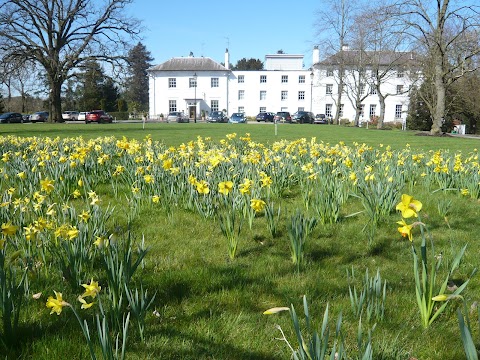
[46,291,69,315]
[397,219,413,241]
[396,194,422,218]
[152,195,160,203]
[263,307,290,315]
[81,279,101,299]
[78,210,90,223]
[40,178,55,193]
[77,296,95,309]
[250,199,266,213]
[1,222,18,236]
[218,181,234,195]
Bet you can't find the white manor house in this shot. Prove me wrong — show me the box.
[147,47,415,124]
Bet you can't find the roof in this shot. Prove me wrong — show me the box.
[148,57,228,72]
[318,50,417,67]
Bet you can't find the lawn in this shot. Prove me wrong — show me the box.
[0,123,479,359]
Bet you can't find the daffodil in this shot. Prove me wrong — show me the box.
[152,195,160,203]
[40,178,55,193]
[46,291,69,315]
[78,210,90,223]
[196,180,210,195]
[81,278,101,299]
[77,296,95,309]
[397,219,413,241]
[263,307,290,315]
[218,181,234,195]
[250,199,266,213]
[1,222,18,236]
[396,194,422,218]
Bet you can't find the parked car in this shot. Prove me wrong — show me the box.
[62,111,79,121]
[314,114,328,124]
[22,114,31,122]
[255,112,275,122]
[207,111,228,123]
[291,111,315,124]
[30,112,49,123]
[228,113,246,124]
[167,111,189,123]
[78,112,88,121]
[0,112,24,123]
[85,110,113,124]
[274,111,292,123]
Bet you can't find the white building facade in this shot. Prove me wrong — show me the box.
[148,47,413,123]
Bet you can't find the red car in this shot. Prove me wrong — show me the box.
[85,110,113,124]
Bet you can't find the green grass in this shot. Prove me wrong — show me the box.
[0,121,478,151]
[1,125,479,359]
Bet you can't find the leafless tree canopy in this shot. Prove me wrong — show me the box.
[0,0,142,121]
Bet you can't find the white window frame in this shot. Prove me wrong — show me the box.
[281,75,288,83]
[298,75,305,83]
[189,78,197,88]
[259,106,266,112]
[260,75,267,83]
[260,90,266,100]
[326,70,334,77]
[326,84,333,95]
[211,77,219,88]
[369,104,377,118]
[370,86,377,95]
[238,106,244,113]
[396,85,404,94]
[238,90,245,100]
[298,91,305,100]
[168,78,176,88]
[169,100,177,112]
[281,90,288,101]
[395,104,402,118]
[211,100,219,112]
[325,104,332,117]
[238,75,244,83]
[339,104,344,117]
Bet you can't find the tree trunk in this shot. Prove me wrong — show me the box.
[49,78,63,123]
[431,59,446,135]
[335,69,344,125]
[377,92,385,129]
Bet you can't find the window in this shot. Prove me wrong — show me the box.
[260,90,266,100]
[396,85,404,94]
[339,104,344,117]
[281,91,288,100]
[260,75,267,83]
[298,107,305,111]
[395,104,403,118]
[211,100,219,112]
[370,86,377,95]
[359,104,365,117]
[326,84,333,95]
[211,77,219,87]
[238,106,244,113]
[326,70,334,77]
[369,104,377,118]
[169,100,177,112]
[299,75,305,83]
[360,83,365,95]
[168,78,176,88]
[325,104,333,117]
[238,90,245,100]
[298,91,305,100]
[238,75,244,83]
[260,107,266,113]
[281,75,288,83]
[397,69,404,78]
[189,77,197,88]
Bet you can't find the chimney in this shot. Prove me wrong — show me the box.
[312,45,320,65]
[224,48,230,69]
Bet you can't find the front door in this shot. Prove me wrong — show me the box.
[189,105,196,119]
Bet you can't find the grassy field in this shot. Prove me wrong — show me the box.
[0,121,478,151]
[0,123,479,359]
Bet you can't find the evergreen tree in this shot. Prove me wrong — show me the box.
[125,42,153,112]
[79,61,119,111]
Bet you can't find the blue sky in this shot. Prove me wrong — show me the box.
[127,0,321,68]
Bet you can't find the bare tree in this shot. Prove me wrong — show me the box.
[0,0,141,122]
[393,0,480,135]
[316,0,357,124]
